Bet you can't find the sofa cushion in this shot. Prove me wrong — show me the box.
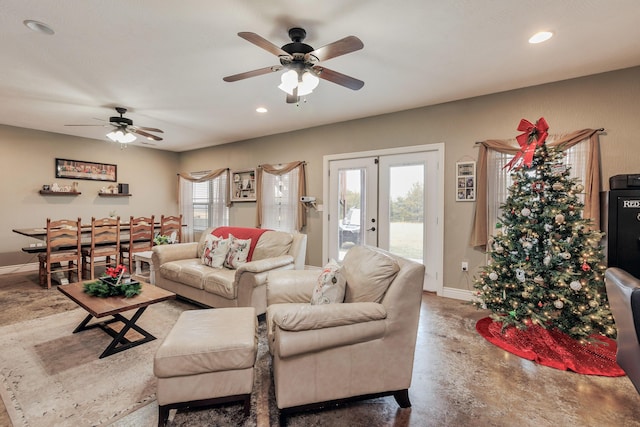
[252,231,293,261]
[342,246,400,303]
[224,233,251,269]
[202,268,237,300]
[159,259,209,290]
[311,259,346,305]
[201,234,229,268]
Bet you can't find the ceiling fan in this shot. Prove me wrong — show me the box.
[223,28,364,103]
[65,107,164,143]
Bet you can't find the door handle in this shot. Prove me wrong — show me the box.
[367,227,376,231]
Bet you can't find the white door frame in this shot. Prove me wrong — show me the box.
[323,143,445,296]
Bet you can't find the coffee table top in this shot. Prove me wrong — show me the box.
[58,280,176,318]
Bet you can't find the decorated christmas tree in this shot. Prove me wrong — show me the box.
[473,118,616,343]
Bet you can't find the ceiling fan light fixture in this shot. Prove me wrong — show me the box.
[297,71,319,96]
[278,70,298,95]
[106,128,136,143]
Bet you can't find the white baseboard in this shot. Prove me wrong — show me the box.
[0,263,39,275]
[441,286,476,301]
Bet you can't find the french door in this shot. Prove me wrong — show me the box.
[323,144,444,293]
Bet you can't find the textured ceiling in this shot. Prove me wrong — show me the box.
[1,1,639,152]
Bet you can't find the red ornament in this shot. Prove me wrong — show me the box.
[581,262,591,271]
[532,181,545,192]
[538,301,543,307]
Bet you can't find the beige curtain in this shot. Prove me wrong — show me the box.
[256,161,307,231]
[178,168,230,207]
[470,129,601,247]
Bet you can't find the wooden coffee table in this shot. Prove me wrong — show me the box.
[58,280,176,358]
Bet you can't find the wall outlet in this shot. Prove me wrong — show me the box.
[461,261,469,272]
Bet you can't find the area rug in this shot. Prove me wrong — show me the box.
[0,302,186,427]
[476,317,625,376]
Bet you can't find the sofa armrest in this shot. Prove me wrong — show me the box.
[152,242,198,266]
[267,269,321,305]
[271,302,387,331]
[236,255,293,275]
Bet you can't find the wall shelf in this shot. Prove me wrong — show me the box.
[230,169,256,202]
[39,190,81,196]
[98,193,131,197]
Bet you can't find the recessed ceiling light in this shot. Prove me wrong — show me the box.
[23,20,55,35]
[529,31,553,44]
[256,107,268,113]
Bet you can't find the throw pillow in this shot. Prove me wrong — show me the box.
[342,245,400,303]
[310,259,346,305]
[201,234,229,268]
[224,233,252,269]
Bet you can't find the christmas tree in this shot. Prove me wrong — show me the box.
[473,118,616,342]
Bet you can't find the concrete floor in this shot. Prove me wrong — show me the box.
[1,271,639,426]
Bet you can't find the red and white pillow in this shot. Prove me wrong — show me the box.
[223,233,252,269]
[310,259,346,305]
[201,234,229,268]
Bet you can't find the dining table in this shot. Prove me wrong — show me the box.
[13,222,169,253]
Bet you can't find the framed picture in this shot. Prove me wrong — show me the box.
[456,161,476,201]
[55,158,117,182]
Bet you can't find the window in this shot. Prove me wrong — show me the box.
[487,137,588,236]
[261,167,299,232]
[179,170,228,241]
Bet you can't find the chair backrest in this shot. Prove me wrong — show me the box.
[160,214,182,243]
[91,216,120,250]
[605,267,640,394]
[128,215,154,249]
[46,218,82,255]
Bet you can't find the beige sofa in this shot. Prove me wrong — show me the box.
[266,245,425,419]
[152,227,307,315]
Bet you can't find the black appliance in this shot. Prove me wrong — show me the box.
[602,175,640,279]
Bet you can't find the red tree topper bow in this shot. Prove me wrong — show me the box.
[504,117,549,170]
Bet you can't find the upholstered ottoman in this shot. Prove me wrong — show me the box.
[154,307,257,426]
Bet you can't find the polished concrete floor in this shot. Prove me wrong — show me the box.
[1,271,639,426]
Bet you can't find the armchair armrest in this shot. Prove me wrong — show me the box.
[271,302,387,331]
[267,269,320,304]
[152,242,198,266]
[269,302,387,358]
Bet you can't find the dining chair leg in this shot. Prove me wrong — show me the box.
[38,259,46,286]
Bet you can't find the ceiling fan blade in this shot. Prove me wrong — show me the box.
[312,66,364,90]
[223,65,282,82]
[308,36,364,62]
[130,125,164,133]
[238,32,291,57]
[130,128,163,141]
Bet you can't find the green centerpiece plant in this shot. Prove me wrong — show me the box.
[83,264,142,298]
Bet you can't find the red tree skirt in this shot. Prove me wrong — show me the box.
[476,317,624,376]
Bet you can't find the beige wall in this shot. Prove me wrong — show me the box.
[2,66,639,290]
[0,126,179,267]
[179,66,640,290]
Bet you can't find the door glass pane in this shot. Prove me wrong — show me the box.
[338,168,364,260]
[388,164,424,263]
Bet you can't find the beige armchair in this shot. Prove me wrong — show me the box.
[604,267,640,394]
[266,245,425,420]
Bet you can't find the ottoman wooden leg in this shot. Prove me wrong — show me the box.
[158,404,170,427]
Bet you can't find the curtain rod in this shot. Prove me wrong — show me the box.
[258,161,307,168]
[474,128,606,145]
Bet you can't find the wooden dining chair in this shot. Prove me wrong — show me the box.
[120,215,154,274]
[159,214,182,244]
[82,216,121,280]
[37,218,82,289]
